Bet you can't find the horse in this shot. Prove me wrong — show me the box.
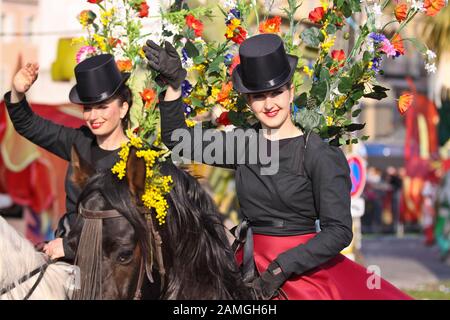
[65,146,253,300]
[0,215,78,300]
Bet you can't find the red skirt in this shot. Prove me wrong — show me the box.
[236,233,413,300]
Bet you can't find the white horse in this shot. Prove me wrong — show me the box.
[0,216,78,300]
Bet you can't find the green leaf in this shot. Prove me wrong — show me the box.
[301,27,321,47]
[349,64,364,80]
[311,81,328,102]
[364,91,388,100]
[363,51,372,63]
[193,55,206,65]
[351,90,364,101]
[350,0,362,12]
[184,40,199,58]
[190,96,203,108]
[352,109,362,117]
[326,24,337,35]
[319,68,331,83]
[184,27,196,40]
[336,0,345,9]
[296,108,322,131]
[338,77,353,94]
[208,56,224,74]
[335,107,347,116]
[345,123,366,131]
[341,2,352,17]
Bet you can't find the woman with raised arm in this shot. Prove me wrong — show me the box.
[4,55,132,261]
[144,34,412,300]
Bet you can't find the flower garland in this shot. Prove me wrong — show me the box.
[111,130,172,225]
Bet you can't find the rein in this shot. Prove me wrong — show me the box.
[0,259,56,300]
[77,204,158,300]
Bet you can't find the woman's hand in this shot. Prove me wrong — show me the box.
[143,40,186,90]
[11,63,39,102]
[43,238,65,260]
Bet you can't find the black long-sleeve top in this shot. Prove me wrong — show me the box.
[159,96,353,277]
[4,92,120,260]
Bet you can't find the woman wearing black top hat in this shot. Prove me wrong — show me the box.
[4,55,134,261]
[145,34,411,299]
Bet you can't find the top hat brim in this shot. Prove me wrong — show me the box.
[232,54,298,94]
[69,72,131,105]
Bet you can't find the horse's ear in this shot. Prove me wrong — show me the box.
[126,147,146,200]
[70,145,95,189]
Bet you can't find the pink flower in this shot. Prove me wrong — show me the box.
[380,39,396,57]
[76,46,97,63]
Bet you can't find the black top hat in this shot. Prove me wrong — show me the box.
[69,54,130,105]
[232,34,298,94]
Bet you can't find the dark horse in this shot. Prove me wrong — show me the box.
[65,147,252,299]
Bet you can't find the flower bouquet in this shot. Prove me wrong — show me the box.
[74,0,447,221]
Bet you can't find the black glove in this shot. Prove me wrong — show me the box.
[143,40,187,89]
[250,261,288,300]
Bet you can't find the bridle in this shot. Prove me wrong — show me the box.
[0,258,56,300]
[78,204,147,300]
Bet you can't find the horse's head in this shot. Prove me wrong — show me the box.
[66,146,156,300]
[67,146,252,300]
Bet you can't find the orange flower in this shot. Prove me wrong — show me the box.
[398,92,413,114]
[424,0,446,16]
[217,82,233,104]
[308,7,325,24]
[140,88,157,108]
[394,3,408,22]
[109,37,121,48]
[259,16,282,34]
[391,34,405,56]
[228,55,240,76]
[186,14,204,37]
[116,59,132,72]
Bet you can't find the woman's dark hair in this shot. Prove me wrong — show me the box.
[111,84,132,130]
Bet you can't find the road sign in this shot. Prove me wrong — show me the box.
[347,154,366,199]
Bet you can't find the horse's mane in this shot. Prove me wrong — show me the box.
[158,163,250,299]
[0,216,77,300]
[71,162,251,299]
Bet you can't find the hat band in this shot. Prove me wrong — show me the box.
[79,91,113,104]
[243,67,291,91]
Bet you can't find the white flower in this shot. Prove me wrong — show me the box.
[162,19,181,36]
[183,57,194,69]
[373,4,382,16]
[426,49,437,60]
[411,0,426,12]
[222,0,237,8]
[364,38,375,53]
[110,25,127,40]
[425,62,437,73]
